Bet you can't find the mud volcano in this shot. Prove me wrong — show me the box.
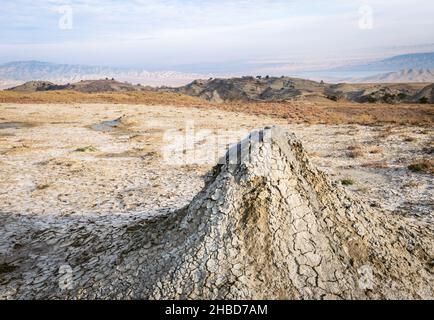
[1,126,432,299]
[130,126,432,299]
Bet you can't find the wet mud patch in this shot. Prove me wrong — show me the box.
[0,122,38,130]
[90,118,123,132]
[89,116,138,136]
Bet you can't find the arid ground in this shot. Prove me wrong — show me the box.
[0,94,433,298]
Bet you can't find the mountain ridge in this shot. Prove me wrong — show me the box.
[0,60,207,87]
[332,52,434,73]
[349,69,434,83]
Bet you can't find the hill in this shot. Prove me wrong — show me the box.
[171,76,432,104]
[7,79,153,93]
[170,76,327,103]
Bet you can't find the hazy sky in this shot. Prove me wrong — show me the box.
[1,0,434,73]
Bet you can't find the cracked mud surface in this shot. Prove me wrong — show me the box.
[0,103,433,299]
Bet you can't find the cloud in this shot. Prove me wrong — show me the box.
[0,0,433,72]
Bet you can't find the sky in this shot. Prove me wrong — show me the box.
[1,0,434,73]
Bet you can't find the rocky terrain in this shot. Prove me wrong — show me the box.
[169,76,432,104]
[0,103,432,299]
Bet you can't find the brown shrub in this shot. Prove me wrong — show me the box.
[408,159,434,174]
[361,161,389,169]
[368,146,383,154]
[347,145,364,158]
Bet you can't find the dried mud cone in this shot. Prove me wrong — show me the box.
[126,126,433,299]
[1,126,432,300]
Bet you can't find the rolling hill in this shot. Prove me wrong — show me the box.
[169,76,432,104]
[7,79,153,93]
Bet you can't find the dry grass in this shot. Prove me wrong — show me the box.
[408,158,434,174]
[74,145,98,153]
[341,179,355,186]
[362,161,390,169]
[36,183,50,190]
[347,145,365,158]
[375,126,394,139]
[400,134,418,142]
[368,146,384,154]
[0,90,205,106]
[0,90,433,126]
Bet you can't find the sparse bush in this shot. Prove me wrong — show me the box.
[366,95,377,103]
[408,159,433,174]
[341,179,354,186]
[419,97,429,104]
[368,146,383,154]
[36,183,50,190]
[75,145,97,152]
[349,150,364,158]
[347,145,364,158]
[402,135,417,142]
[361,161,389,169]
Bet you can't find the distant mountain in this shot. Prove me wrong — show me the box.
[332,52,434,73]
[351,69,434,83]
[0,61,207,87]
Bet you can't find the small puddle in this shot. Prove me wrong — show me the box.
[0,122,37,130]
[90,117,123,132]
